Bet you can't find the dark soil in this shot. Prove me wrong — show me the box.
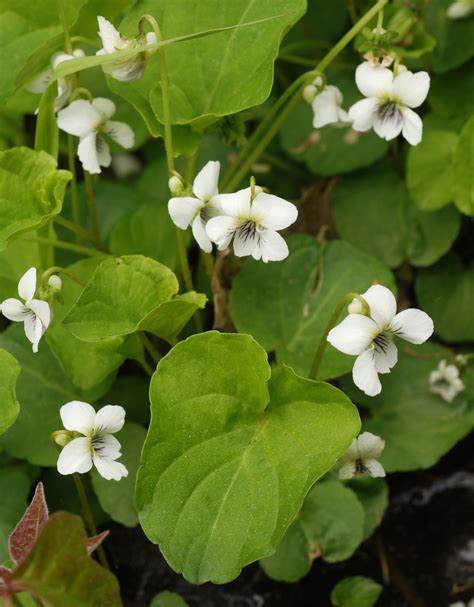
[107,433,474,607]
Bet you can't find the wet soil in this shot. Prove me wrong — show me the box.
[107,434,474,607]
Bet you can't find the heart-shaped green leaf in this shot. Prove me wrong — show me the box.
[0,466,31,563]
[136,331,360,584]
[230,236,395,380]
[63,255,206,343]
[0,348,20,436]
[331,576,382,607]
[0,147,70,250]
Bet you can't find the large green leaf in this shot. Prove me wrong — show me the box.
[0,147,70,250]
[260,480,365,582]
[150,592,188,607]
[230,236,395,380]
[109,0,307,128]
[331,576,382,607]
[347,477,388,540]
[341,342,474,472]
[279,72,388,177]
[137,332,360,584]
[429,63,474,130]
[0,325,109,466]
[415,253,474,342]
[406,129,459,211]
[91,422,147,527]
[46,257,127,391]
[0,466,31,562]
[453,116,474,216]
[333,167,460,267]
[11,512,122,607]
[63,255,206,343]
[0,233,40,301]
[0,348,20,436]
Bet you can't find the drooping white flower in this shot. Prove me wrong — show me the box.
[0,268,51,353]
[447,0,474,18]
[206,186,298,263]
[449,600,474,607]
[327,285,434,396]
[168,161,222,253]
[97,16,157,82]
[57,97,134,174]
[303,77,350,129]
[429,359,465,403]
[339,432,386,479]
[348,62,430,145]
[25,49,85,112]
[57,401,128,481]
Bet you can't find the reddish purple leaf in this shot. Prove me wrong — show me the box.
[9,482,49,565]
[86,530,109,556]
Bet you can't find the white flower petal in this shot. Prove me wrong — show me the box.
[392,70,430,109]
[18,267,37,301]
[191,214,213,253]
[213,188,251,218]
[96,136,112,169]
[103,120,134,149]
[206,215,240,250]
[251,192,298,231]
[93,454,128,481]
[94,405,126,434]
[57,437,93,475]
[78,133,101,174]
[401,107,423,146]
[192,160,220,202]
[364,458,386,478]
[355,62,394,98]
[312,86,345,128]
[93,434,122,459]
[92,97,116,120]
[373,111,404,141]
[361,284,397,328]
[97,16,126,53]
[338,461,357,480]
[343,437,360,461]
[233,228,259,258]
[28,299,51,329]
[168,196,203,229]
[60,401,96,434]
[255,230,289,263]
[1,298,30,322]
[348,98,377,132]
[57,100,102,138]
[374,339,398,374]
[327,314,378,356]
[357,432,385,459]
[25,67,53,94]
[390,308,434,344]
[23,315,44,353]
[353,349,382,396]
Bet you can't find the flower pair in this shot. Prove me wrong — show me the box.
[168,162,298,263]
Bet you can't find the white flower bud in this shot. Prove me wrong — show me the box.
[48,275,62,291]
[168,175,184,195]
[303,84,318,104]
[348,298,364,314]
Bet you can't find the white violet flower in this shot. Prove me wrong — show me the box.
[429,359,465,403]
[348,61,430,145]
[446,0,474,18]
[327,284,434,396]
[304,77,350,128]
[97,16,157,81]
[339,432,386,480]
[449,601,474,607]
[168,161,222,253]
[25,49,85,111]
[57,97,134,174]
[206,186,298,263]
[0,268,51,353]
[57,401,128,481]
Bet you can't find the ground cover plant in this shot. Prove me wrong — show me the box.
[0,0,473,605]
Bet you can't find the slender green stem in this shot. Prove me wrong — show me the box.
[58,0,73,54]
[72,473,109,569]
[222,0,388,190]
[139,332,162,366]
[22,235,105,257]
[54,215,96,244]
[84,172,102,249]
[309,292,369,380]
[41,266,87,288]
[70,35,101,49]
[67,136,80,236]
[375,8,384,42]
[139,357,154,377]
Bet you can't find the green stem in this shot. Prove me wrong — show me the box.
[84,172,102,249]
[375,8,384,42]
[308,292,369,381]
[41,266,87,288]
[222,0,388,190]
[58,0,73,54]
[54,215,96,244]
[72,473,109,570]
[139,332,162,366]
[22,235,105,257]
[67,136,80,237]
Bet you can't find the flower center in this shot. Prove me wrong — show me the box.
[377,100,403,127]
[91,434,107,455]
[373,332,391,354]
[237,219,260,243]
